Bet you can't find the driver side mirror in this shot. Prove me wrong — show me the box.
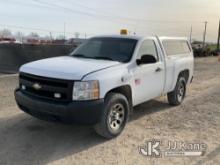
[136,54,157,65]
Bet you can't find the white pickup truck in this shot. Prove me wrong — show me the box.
[15,34,194,138]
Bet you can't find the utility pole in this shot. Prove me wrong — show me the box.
[202,21,208,49]
[189,26,193,44]
[49,32,53,43]
[217,19,220,52]
[64,22,66,40]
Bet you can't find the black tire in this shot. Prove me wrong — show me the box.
[94,93,130,139]
[167,77,186,106]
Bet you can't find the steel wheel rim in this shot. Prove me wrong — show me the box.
[108,103,125,132]
[177,82,185,102]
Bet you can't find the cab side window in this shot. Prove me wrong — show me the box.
[137,40,158,61]
[163,40,191,56]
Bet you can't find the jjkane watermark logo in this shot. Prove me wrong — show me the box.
[139,139,161,158]
[139,139,207,158]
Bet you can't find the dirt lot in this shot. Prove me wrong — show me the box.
[0,57,219,165]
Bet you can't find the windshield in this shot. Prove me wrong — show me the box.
[70,37,137,63]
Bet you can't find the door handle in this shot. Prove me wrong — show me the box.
[155,67,162,72]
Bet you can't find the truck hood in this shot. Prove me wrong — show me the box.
[20,56,120,80]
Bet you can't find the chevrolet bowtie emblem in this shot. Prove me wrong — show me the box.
[33,83,42,90]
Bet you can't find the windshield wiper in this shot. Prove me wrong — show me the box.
[73,54,91,59]
[73,54,114,61]
[94,56,114,61]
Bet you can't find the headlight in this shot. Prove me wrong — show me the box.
[72,80,99,100]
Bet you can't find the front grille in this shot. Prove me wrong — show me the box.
[19,72,73,102]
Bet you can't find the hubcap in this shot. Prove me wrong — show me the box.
[108,103,125,132]
[177,82,185,102]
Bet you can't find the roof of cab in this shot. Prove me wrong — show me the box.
[90,35,188,41]
[90,34,143,40]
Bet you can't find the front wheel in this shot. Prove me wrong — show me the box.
[167,77,186,106]
[94,93,130,139]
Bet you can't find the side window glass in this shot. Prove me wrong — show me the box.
[137,40,158,61]
[163,40,191,56]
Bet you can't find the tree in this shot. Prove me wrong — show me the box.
[15,31,23,42]
[56,35,65,40]
[0,29,12,38]
[28,32,39,38]
[44,35,51,40]
[74,32,80,38]
[192,40,203,44]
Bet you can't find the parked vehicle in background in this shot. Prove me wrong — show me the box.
[211,49,219,56]
[65,38,87,46]
[0,37,16,44]
[15,32,194,139]
[192,41,218,57]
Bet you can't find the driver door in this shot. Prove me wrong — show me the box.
[133,39,165,105]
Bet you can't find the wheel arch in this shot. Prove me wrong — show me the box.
[178,69,190,83]
[170,69,190,92]
[105,85,133,108]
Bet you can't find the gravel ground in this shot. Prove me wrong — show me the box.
[0,57,219,165]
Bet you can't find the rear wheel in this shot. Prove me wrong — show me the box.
[167,77,186,106]
[94,93,129,139]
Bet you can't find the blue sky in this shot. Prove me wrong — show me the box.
[0,0,219,41]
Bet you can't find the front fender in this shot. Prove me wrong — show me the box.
[82,64,133,99]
